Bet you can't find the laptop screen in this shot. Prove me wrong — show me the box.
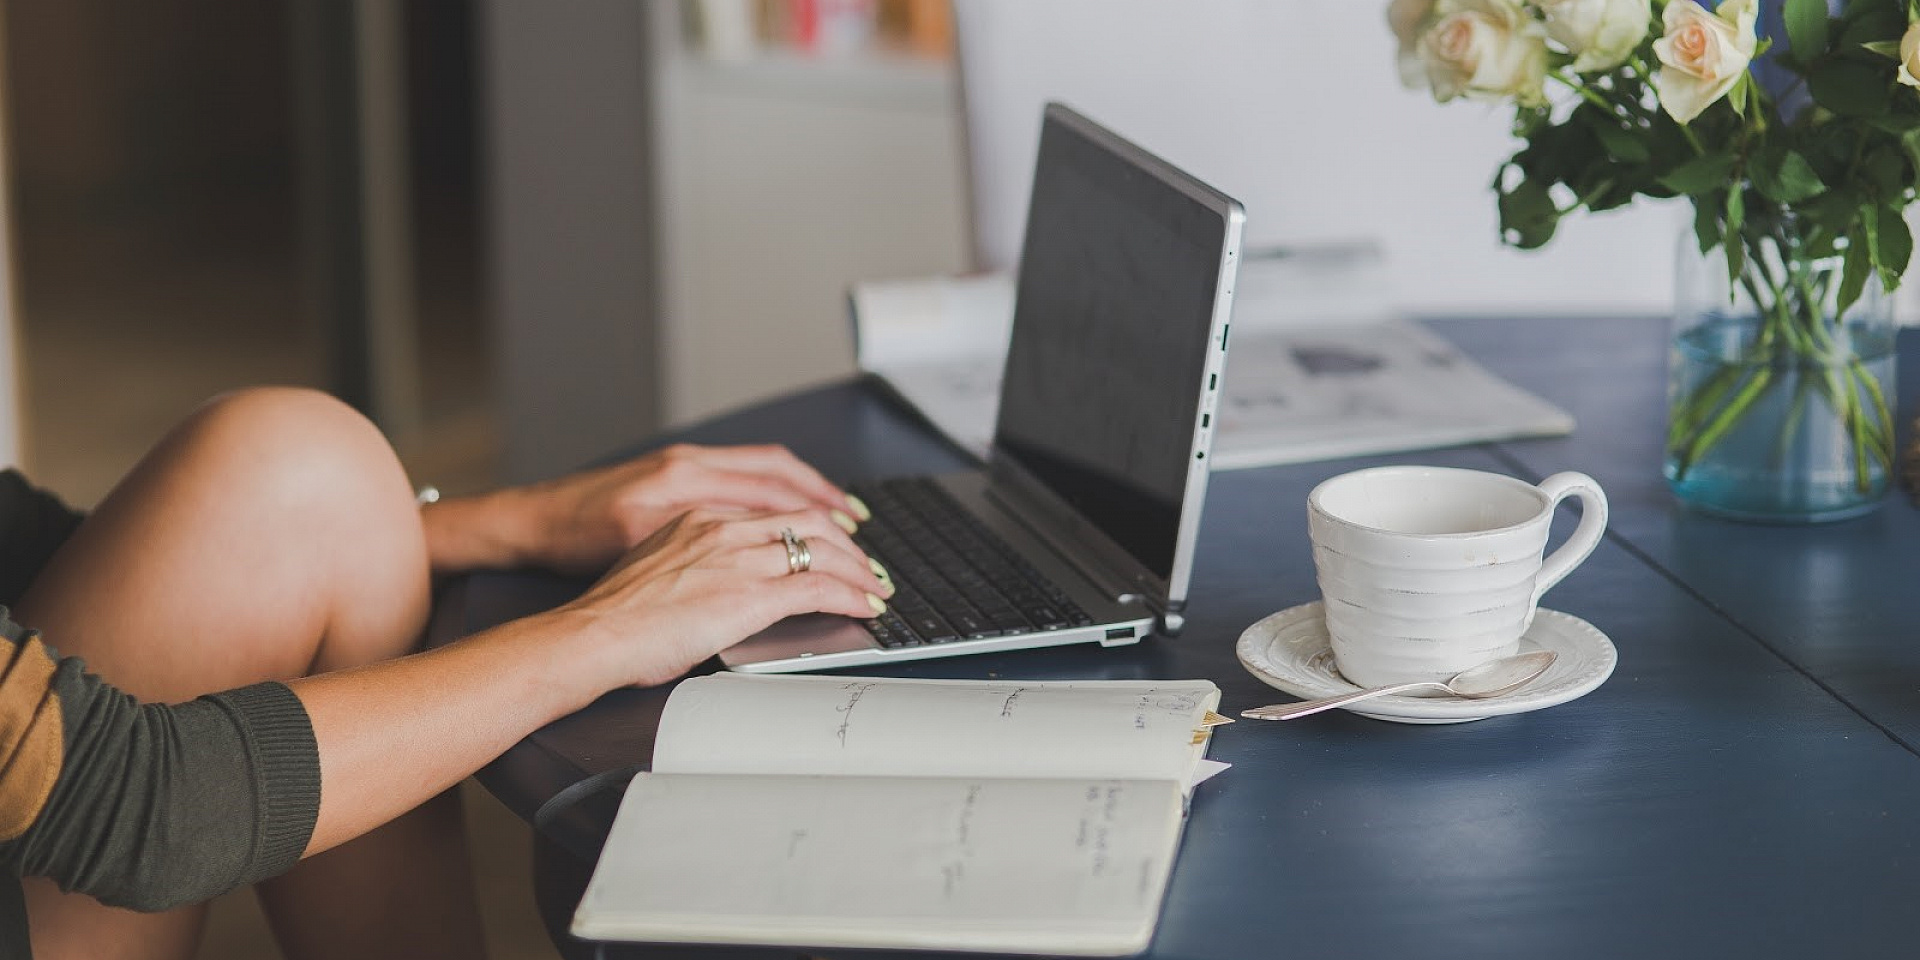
[992,108,1230,583]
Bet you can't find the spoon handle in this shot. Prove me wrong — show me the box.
[1241,681,1446,721]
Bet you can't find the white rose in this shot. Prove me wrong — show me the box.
[1651,0,1758,124]
[1417,0,1549,107]
[1389,0,1441,88]
[1899,22,1920,89]
[1536,0,1652,73]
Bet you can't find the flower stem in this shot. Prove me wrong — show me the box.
[1682,365,1776,474]
[1671,218,1894,501]
[1668,364,1743,451]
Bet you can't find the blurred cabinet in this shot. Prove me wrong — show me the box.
[652,2,968,425]
[481,0,966,482]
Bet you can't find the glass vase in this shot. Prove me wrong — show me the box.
[1664,223,1898,523]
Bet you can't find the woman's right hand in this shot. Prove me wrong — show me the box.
[548,507,893,688]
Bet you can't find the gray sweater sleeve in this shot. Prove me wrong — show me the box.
[0,471,84,608]
[0,620,321,915]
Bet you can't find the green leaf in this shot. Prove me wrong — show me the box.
[1804,226,1841,259]
[1875,204,1912,291]
[1808,58,1894,116]
[1800,188,1862,239]
[1660,154,1737,194]
[1839,230,1872,320]
[1497,177,1559,250]
[1724,190,1748,287]
[1752,148,1828,203]
[1784,0,1832,63]
[1864,147,1907,199]
[1585,115,1651,163]
[1862,204,1882,267]
[1861,39,1903,57]
[1871,115,1920,135]
[1588,181,1639,212]
[1900,128,1920,183]
[1838,5,1905,47]
[1693,193,1722,255]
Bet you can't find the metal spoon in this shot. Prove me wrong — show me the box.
[1240,650,1558,721]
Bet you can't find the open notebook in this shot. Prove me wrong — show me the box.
[852,246,1574,470]
[572,673,1228,956]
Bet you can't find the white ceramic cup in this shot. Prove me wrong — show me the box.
[1307,465,1608,689]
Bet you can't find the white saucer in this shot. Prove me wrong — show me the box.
[1235,601,1617,724]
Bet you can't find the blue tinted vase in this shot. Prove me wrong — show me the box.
[1664,226,1897,523]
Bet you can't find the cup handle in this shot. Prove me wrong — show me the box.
[1531,471,1609,615]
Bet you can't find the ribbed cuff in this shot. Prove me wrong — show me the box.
[207,681,322,882]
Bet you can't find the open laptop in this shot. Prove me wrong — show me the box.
[722,102,1244,673]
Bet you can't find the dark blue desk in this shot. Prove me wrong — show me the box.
[429,316,1920,959]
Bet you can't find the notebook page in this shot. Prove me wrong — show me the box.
[653,674,1219,785]
[572,773,1185,955]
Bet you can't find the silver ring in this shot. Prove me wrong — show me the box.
[781,528,812,575]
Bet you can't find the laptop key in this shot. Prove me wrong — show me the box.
[1019,604,1069,629]
[946,609,998,638]
[851,477,1099,645]
[982,605,1030,631]
[895,605,960,643]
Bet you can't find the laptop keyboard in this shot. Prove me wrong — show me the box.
[850,477,1094,649]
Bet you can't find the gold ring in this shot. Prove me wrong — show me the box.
[781,528,811,575]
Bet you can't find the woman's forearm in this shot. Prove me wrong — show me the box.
[291,607,608,855]
[304,500,886,856]
[418,488,545,574]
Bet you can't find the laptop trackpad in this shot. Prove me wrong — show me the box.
[719,614,874,669]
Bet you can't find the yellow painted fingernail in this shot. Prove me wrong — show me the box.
[846,494,873,522]
[866,593,888,616]
[867,557,890,580]
[831,510,858,534]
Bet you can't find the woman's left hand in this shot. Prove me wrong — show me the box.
[421,443,870,575]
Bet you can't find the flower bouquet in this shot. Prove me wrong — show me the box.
[1391,0,1917,521]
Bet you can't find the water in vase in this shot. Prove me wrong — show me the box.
[1665,314,1897,523]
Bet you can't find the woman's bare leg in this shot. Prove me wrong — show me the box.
[16,387,487,960]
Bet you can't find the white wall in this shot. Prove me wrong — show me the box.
[955,0,1685,318]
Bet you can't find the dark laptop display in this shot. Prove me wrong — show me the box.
[996,113,1230,582]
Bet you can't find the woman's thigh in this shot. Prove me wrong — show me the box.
[18,387,433,960]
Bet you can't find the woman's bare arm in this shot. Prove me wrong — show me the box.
[295,505,889,855]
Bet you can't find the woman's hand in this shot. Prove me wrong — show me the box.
[293,506,892,856]
[549,506,892,687]
[421,443,871,575]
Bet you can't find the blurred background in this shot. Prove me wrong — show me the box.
[9,0,490,504]
[0,0,1721,957]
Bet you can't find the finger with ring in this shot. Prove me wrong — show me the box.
[781,527,812,575]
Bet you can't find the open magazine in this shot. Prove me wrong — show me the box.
[851,246,1574,470]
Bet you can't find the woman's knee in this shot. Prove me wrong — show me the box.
[173,387,413,512]
[179,388,431,652]
[119,387,431,665]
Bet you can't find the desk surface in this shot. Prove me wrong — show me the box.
[430,315,1920,959]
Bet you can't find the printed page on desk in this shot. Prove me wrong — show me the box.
[849,251,1573,469]
[571,774,1187,955]
[652,673,1223,789]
